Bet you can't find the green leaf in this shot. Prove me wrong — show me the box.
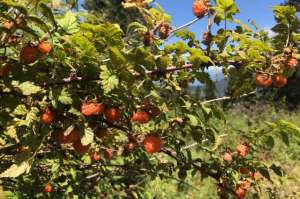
[81,126,94,146]
[109,47,126,67]
[58,88,73,105]
[100,65,119,94]
[12,105,27,116]
[57,11,78,34]
[16,81,41,96]
[27,15,51,33]
[0,161,31,178]
[39,3,58,28]
[187,114,198,126]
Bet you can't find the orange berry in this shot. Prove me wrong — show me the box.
[38,41,52,54]
[73,140,90,155]
[81,102,105,117]
[44,184,52,193]
[255,73,272,87]
[236,144,249,157]
[91,152,101,161]
[143,135,163,154]
[58,129,80,145]
[192,0,207,18]
[40,108,55,124]
[20,46,39,64]
[274,75,287,88]
[235,187,246,199]
[144,31,153,46]
[223,152,233,162]
[104,107,121,123]
[131,111,151,124]
[239,181,251,190]
[287,57,298,69]
[3,21,14,30]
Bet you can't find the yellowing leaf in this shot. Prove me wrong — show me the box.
[0,161,31,178]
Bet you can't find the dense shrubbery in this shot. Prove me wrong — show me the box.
[0,0,300,198]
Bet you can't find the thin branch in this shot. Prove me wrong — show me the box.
[201,91,256,105]
[169,17,203,35]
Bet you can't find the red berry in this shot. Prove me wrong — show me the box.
[235,187,246,199]
[40,108,55,124]
[91,152,101,161]
[73,140,90,155]
[95,128,108,139]
[44,184,52,193]
[192,0,207,18]
[81,102,105,117]
[143,135,163,154]
[104,107,121,123]
[159,23,171,39]
[38,41,52,54]
[20,46,39,64]
[287,57,298,69]
[58,129,80,145]
[239,181,251,190]
[255,73,272,87]
[274,75,287,88]
[104,148,114,160]
[131,111,151,124]
[0,63,12,77]
[239,167,250,175]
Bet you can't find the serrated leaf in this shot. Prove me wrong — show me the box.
[58,88,73,105]
[4,126,18,140]
[27,15,51,33]
[0,161,31,178]
[12,105,27,116]
[81,126,94,145]
[57,11,78,34]
[100,65,119,94]
[16,81,41,96]
[109,47,126,67]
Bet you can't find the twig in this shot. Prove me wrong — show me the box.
[201,91,256,105]
[169,17,203,35]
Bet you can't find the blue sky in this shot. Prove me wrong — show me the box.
[155,0,282,37]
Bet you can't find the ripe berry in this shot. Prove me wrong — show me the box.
[143,135,163,154]
[58,129,80,145]
[41,108,55,124]
[81,102,105,117]
[38,41,52,54]
[239,181,251,190]
[95,128,108,139]
[91,152,101,161]
[44,184,52,193]
[192,0,207,18]
[255,73,272,87]
[20,46,39,64]
[159,23,171,39]
[235,187,246,199]
[236,144,249,157]
[144,31,153,46]
[104,107,121,123]
[274,75,287,88]
[104,148,114,160]
[286,57,298,69]
[239,167,250,175]
[3,21,14,30]
[73,140,90,155]
[131,111,151,124]
[223,152,233,162]
[0,63,12,77]
[124,142,136,153]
